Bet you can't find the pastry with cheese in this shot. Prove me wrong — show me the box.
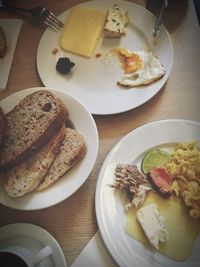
[104,4,129,38]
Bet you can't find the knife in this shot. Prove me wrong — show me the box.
[152,0,168,37]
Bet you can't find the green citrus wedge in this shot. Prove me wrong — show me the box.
[141,150,171,174]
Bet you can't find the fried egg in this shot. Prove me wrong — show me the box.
[113,48,166,88]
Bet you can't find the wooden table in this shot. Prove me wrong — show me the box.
[0,0,200,266]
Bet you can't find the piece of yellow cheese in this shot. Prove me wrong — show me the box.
[59,6,107,58]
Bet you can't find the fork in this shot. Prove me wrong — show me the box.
[0,1,64,31]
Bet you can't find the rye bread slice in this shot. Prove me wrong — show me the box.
[0,90,68,171]
[4,125,65,197]
[36,128,86,191]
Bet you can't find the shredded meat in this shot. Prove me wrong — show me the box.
[112,164,151,209]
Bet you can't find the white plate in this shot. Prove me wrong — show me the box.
[0,87,99,210]
[36,0,173,115]
[95,119,200,267]
[0,223,67,267]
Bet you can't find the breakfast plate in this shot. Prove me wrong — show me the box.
[37,0,173,115]
[0,223,67,267]
[95,119,200,267]
[0,87,99,210]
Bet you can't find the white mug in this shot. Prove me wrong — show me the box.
[0,245,52,267]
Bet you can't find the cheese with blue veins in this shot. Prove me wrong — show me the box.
[104,4,129,37]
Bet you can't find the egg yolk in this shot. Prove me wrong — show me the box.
[113,48,143,74]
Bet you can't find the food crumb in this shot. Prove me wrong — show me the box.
[52,48,59,55]
[95,53,102,58]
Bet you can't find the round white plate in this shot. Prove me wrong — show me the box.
[95,119,200,267]
[37,0,173,115]
[0,223,67,267]
[0,87,99,210]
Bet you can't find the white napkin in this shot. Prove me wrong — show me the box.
[0,18,23,91]
[71,231,118,267]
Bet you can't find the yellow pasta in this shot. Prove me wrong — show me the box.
[166,141,200,220]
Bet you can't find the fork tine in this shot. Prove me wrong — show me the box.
[47,10,64,28]
[44,16,63,31]
[42,9,64,31]
[44,18,62,31]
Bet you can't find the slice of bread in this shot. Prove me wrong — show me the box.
[36,128,86,191]
[4,125,66,197]
[0,90,68,171]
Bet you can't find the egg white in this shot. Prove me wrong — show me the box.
[117,50,166,88]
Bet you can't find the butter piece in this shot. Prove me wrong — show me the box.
[104,4,129,38]
[59,6,107,58]
[136,203,169,250]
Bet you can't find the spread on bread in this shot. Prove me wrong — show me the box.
[104,4,129,38]
[0,26,7,58]
[59,6,107,58]
[0,90,86,197]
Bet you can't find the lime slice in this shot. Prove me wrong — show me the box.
[141,150,170,174]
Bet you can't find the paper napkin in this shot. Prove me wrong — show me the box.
[71,231,118,267]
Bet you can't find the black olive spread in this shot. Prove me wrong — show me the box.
[56,57,75,74]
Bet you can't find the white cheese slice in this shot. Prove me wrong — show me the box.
[136,203,169,250]
[104,4,128,37]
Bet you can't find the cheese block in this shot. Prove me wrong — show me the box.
[136,203,169,250]
[59,6,107,58]
[104,4,129,38]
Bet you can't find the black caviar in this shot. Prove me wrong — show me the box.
[56,57,75,74]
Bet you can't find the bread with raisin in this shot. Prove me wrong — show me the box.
[0,90,68,171]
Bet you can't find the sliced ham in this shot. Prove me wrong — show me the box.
[148,166,173,197]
